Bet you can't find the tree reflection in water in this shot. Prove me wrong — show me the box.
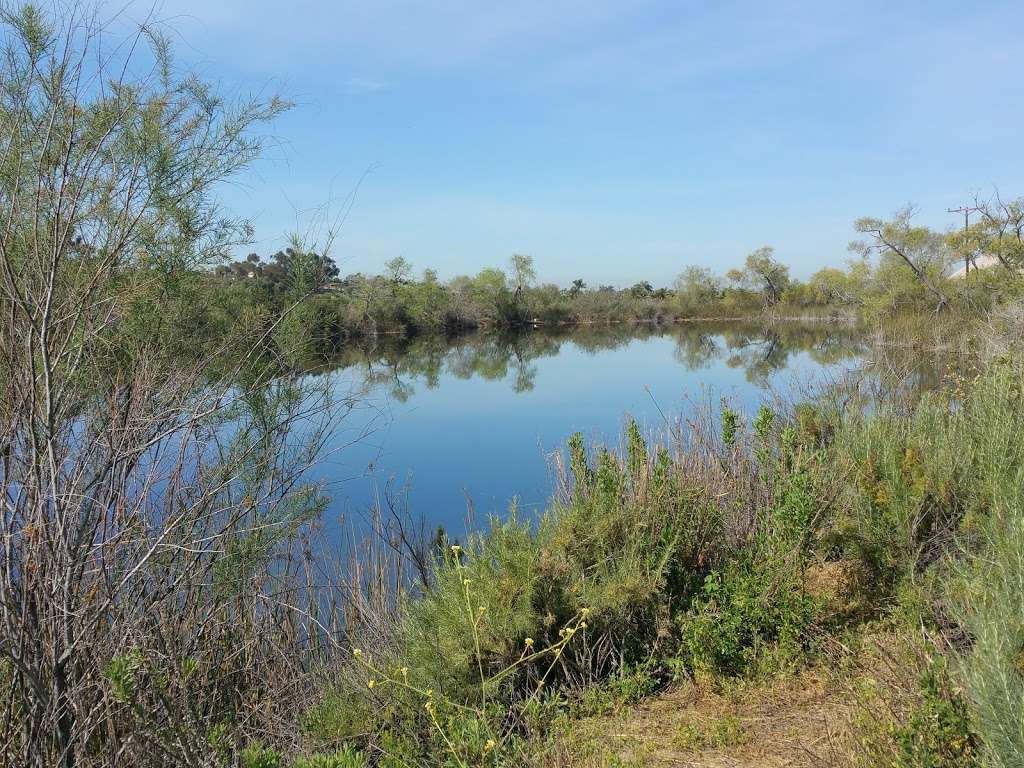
[297,321,881,401]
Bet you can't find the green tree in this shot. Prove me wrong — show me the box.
[807,265,866,306]
[509,253,536,300]
[473,267,509,296]
[384,256,413,284]
[674,266,723,314]
[966,193,1024,272]
[0,6,313,765]
[630,280,654,298]
[852,207,951,311]
[466,268,519,325]
[727,246,790,307]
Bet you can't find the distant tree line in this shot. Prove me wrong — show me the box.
[209,197,1024,351]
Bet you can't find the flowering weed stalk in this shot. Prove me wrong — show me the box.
[349,543,589,765]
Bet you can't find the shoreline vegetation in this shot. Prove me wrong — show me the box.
[3,6,1024,768]
[207,233,1011,351]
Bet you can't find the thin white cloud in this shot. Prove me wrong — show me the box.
[344,77,391,94]
[132,0,1024,100]
[145,0,655,74]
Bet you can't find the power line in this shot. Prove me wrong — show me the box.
[948,205,982,274]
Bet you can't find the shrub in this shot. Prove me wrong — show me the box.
[293,747,370,768]
[240,745,283,768]
[673,550,818,679]
[569,661,664,718]
[892,668,978,768]
[946,363,1024,767]
[346,546,589,767]
[822,357,1024,593]
[301,690,377,748]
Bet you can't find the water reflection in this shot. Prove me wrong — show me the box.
[308,321,869,401]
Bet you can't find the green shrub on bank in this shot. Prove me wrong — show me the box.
[671,406,826,680]
[894,666,979,768]
[393,419,738,710]
[830,356,1024,767]
[942,361,1024,768]
[239,745,371,768]
[674,550,819,679]
[849,646,979,768]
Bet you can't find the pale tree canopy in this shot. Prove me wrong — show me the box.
[509,253,536,292]
[385,255,413,283]
[675,266,723,313]
[727,246,790,306]
[851,206,951,311]
[970,193,1024,272]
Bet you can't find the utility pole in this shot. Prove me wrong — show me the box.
[948,205,982,275]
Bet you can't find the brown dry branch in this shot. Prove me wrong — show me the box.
[0,5,363,766]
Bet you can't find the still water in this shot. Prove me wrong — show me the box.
[307,322,867,537]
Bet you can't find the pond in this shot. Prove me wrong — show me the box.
[304,321,873,540]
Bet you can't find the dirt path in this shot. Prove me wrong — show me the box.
[553,670,851,767]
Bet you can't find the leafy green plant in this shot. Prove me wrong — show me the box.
[351,544,589,767]
[674,550,818,679]
[570,661,663,718]
[721,405,740,449]
[300,690,377,747]
[294,747,369,768]
[892,668,978,768]
[240,744,282,768]
[753,405,775,443]
[105,650,144,703]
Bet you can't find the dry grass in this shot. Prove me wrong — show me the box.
[544,669,851,767]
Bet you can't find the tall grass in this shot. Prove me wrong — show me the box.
[944,359,1024,768]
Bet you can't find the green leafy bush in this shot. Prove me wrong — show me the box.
[300,690,378,748]
[240,744,282,768]
[293,747,369,768]
[673,551,818,679]
[892,668,978,768]
[570,661,664,718]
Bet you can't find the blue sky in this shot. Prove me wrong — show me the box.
[142,0,1022,286]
